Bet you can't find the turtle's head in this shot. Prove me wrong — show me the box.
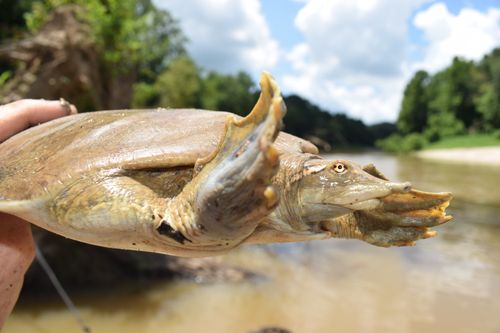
[297,158,411,223]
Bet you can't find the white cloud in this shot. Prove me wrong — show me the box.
[413,3,500,72]
[282,0,500,124]
[293,0,431,78]
[154,0,280,74]
[153,0,500,124]
[282,0,429,124]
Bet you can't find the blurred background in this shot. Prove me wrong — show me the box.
[1,0,500,332]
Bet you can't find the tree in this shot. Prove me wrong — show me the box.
[281,95,318,137]
[26,0,185,78]
[397,70,429,134]
[424,112,465,141]
[155,56,202,108]
[283,94,376,148]
[133,63,257,111]
[2,0,185,109]
[447,57,481,128]
[0,0,35,41]
[200,71,256,116]
[476,48,500,129]
[0,0,36,78]
[423,60,472,140]
[368,122,397,141]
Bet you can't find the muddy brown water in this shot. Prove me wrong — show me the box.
[4,152,500,333]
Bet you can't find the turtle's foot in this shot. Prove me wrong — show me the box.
[321,190,453,247]
[164,73,284,245]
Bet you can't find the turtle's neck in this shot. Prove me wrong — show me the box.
[271,153,312,232]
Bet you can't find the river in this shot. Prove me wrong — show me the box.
[4,152,500,333]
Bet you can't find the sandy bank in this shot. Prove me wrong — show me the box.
[416,146,500,166]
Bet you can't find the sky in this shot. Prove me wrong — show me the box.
[153,0,500,124]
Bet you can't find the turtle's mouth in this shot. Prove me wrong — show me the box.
[342,198,382,210]
[331,181,413,211]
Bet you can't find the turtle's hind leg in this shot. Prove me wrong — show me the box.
[160,73,284,248]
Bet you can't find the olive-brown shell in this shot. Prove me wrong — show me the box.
[0,109,317,200]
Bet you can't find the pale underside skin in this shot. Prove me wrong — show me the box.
[0,73,453,257]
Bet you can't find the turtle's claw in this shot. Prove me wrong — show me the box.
[264,186,279,209]
[423,229,438,239]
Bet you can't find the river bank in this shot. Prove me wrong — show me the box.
[416,146,500,166]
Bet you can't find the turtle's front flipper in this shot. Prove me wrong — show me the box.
[161,73,284,248]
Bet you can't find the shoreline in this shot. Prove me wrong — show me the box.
[415,146,500,166]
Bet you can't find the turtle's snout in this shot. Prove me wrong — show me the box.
[387,181,412,193]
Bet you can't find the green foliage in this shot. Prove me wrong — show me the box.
[132,58,256,115]
[425,57,479,134]
[446,57,481,128]
[368,122,398,141]
[425,133,500,149]
[383,48,500,153]
[0,0,37,74]
[0,0,35,40]
[476,49,500,129]
[131,82,159,108]
[423,112,465,142]
[0,71,11,88]
[376,134,402,153]
[376,133,428,154]
[155,56,202,108]
[330,114,375,146]
[26,0,185,80]
[404,133,428,151]
[397,70,429,134]
[474,83,496,130]
[200,72,256,116]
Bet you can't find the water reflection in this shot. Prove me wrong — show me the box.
[5,152,500,333]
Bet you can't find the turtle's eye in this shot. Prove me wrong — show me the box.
[332,163,347,174]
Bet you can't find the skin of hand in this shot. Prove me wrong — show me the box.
[0,99,77,329]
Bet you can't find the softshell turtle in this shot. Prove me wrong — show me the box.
[0,73,452,257]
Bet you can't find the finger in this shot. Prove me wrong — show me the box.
[0,214,35,328]
[0,99,77,141]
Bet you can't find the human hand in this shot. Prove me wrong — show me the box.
[0,99,77,328]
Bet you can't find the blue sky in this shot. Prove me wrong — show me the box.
[156,0,500,124]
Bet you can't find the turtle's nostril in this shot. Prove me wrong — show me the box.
[401,182,412,193]
[388,182,412,193]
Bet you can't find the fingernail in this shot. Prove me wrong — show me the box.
[59,98,75,115]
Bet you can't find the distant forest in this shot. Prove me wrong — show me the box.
[0,0,396,151]
[378,48,500,153]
